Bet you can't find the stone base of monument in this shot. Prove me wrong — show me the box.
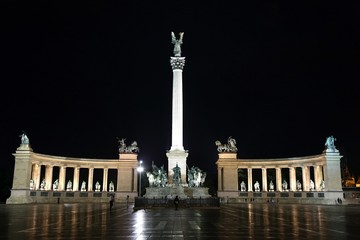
[144,186,211,199]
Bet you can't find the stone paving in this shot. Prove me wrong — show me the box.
[0,202,359,239]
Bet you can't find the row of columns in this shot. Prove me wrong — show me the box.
[31,164,133,192]
[242,166,324,192]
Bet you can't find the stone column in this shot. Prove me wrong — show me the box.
[103,168,108,192]
[314,165,322,191]
[73,167,80,191]
[88,168,94,191]
[31,164,41,190]
[116,168,121,192]
[276,168,282,191]
[289,167,296,191]
[302,166,309,191]
[167,56,188,184]
[247,168,253,192]
[59,166,66,191]
[262,168,268,192]
[45,165,53,190]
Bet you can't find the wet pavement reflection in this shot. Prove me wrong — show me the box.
[0,203,359,239]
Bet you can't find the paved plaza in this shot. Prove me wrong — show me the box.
[0,202,359,239]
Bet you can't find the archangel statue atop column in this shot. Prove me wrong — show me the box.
[171,32,184,57]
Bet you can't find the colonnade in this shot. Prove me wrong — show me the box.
[30,164,128,192]
[217,151,343,198]
[238,165,324,192]
[7,143,140,204]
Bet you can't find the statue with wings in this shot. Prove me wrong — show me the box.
[171,32,184,57]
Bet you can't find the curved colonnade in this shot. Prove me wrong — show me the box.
[217,151,343,204]
[7,143,139,204]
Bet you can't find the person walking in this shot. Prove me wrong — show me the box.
[109,194,115,211]
[174,196,179,210]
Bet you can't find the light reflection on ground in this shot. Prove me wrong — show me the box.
[0,203,359,239]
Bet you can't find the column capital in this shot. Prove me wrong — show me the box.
[170,57,185,70]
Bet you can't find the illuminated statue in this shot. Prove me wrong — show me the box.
[81,181,86,192]
[269,181,274,191]
[20,132,29,145]
[53,179,59,191]
[310,179,315,191]
[95,181,101,192]
[40,179,46,190]
[109,181,115,192]
[282,180,288,191]
[118,138,139,153]
[215,136,238,153]
[240,181,246,191]
[254,181,260,192]
[173,164,181,186]
[66,180,72,191]
[325,136,337,152]
[296,180,302,191]
[171,32,184,57]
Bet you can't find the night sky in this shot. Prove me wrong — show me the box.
[1,1,359,195]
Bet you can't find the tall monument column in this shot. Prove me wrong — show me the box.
[166,32,188,184]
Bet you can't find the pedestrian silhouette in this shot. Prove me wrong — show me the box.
[174,196,179,210]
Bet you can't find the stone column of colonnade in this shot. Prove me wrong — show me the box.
[276,168,282,191]
[44,165,53,190]
[88,168,94,191]
[262,168,268,192]
[103,168,108,192]
[247,169,253,191]
[289,167,296,191]
[314,165,323,190]
[59,166,66,191]
[302,166,310,191]
[73,167,80,191]
[31,163,41,190]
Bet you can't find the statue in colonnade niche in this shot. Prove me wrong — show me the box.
[310,179,315,191]
[320,180,325,191]
[95,181,101,192]
[52,179,59,191]
[109,181,115,192]
[30,179,35,190]
[296,180,302,191]
[40,179,46,190]
[66,180,72,191]
[81,181,86,192]
[215,136,238,153]
[269,181,274,191]
[282,180,288,191]
[240,181,246,191]
[254,181,260,192]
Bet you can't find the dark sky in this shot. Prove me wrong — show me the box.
[1,1,359,181]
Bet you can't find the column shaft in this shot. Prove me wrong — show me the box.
[73,167,80,191]
[289,167,296,191]
[276,168,282,191]
[88,168,94,191]
[262,168,268,192]
[247,168,253,192]
[45,165,53,190]
[59,166,66,191]
[103,168,108,192]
